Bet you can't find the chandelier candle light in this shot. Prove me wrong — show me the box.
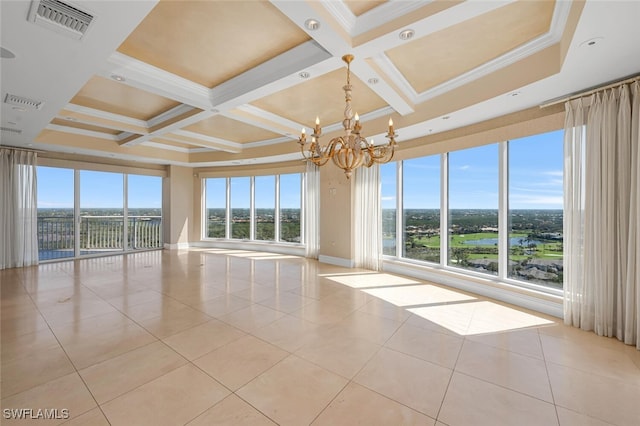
[298,54,397,179]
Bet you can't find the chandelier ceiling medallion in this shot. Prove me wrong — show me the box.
[298,54,397,179]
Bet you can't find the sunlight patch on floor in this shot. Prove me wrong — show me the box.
[364,284,477,307]
[323,273,421,289]
[409,300,555,336]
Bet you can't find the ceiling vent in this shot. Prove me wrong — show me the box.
[1,127,23,135]
[4,93,44,111]
[27,0,94,40]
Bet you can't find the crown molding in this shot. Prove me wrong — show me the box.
[373,0,572,106]
[46,123,119,141]
[171,130,243,154]
[64,103,148,129]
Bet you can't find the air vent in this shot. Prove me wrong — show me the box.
[4,93,44,111]
[1,127,23,135]
[27,0,94,40]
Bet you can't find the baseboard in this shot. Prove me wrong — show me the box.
[191,240,305,257]
[318,255,355,268]
[163,242,190,250]
[383,260,563,318]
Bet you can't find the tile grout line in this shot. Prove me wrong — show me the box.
[433,331,466,423]
[14,262,112,424]
[538,328,561,426]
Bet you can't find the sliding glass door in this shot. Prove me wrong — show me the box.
[36,166,163,261]
[37,167,75,260]
[79,171,124,256]
[128,175,163,250]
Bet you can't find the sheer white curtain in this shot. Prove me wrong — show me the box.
[354,164,381,270]
[303,162,320,259]
[0,148,39,269]
[564,81,640,349]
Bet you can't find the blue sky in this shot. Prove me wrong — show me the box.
[37,168,162,208]
[382,129,563,209]
[205,174,301,209]
[38,130,562,210]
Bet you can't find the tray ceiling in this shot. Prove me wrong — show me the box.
[1,0,639,167]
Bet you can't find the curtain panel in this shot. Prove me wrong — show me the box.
[303,162,320,259]
[354,164,382,270]
[0,148,39,269]
[564,81,640,349]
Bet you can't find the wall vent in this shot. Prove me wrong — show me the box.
[4,93,44,111]
[27,0,94,40]
[1,127,23,135]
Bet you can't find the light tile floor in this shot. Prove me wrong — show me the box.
[1,249,639,425]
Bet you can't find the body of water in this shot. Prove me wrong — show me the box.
[463,237,544,246]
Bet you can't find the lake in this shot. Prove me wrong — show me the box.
[462,237,544,246]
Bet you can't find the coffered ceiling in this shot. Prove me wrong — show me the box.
[1,0,640,167]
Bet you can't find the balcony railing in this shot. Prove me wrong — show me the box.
[38,215,162,260]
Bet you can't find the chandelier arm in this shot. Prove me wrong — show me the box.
[296,54,398,179]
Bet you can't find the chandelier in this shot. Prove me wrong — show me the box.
[298,54,397,179]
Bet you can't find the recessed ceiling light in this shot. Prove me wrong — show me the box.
[442,115,450,120]
[27,143,33,147]
[305,19,320,31]
[368,78,379,85]
[65,116,77,121]
[580,37,603,48]
[509,91,521,97]
[399,29,414,40]
[0,47,16,59]
[110,74,125,82]
[299,71,310,79]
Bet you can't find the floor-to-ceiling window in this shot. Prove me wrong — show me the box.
[205,178,227,238]
[203,172,303,245]
[381,162,397,256]
[508,130,564,288]
[36,165,163,261]
[128,175,163,250]
[279,173,301,243]
[230,177,250,239]
[37,166,75,260]
[80,171,124,256]
[381,129,563,291]
[255,175,276,241]
[448,144,499,275]
[403,156,440,263]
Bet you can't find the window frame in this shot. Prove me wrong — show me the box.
[202,172,303,246]
[382,134,563,297]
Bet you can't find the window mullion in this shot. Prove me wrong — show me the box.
[225,177,230,239]
[441,153,449,266]
[498,141,509,279]
[123,174,128,251]
[396,161,403,258]
[250,176,255,240]
[275,175,281,242]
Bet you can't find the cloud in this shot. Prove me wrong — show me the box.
[381,196,396,202]
[459,165,470,170]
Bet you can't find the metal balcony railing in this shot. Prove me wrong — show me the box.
[38,215,162,260]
